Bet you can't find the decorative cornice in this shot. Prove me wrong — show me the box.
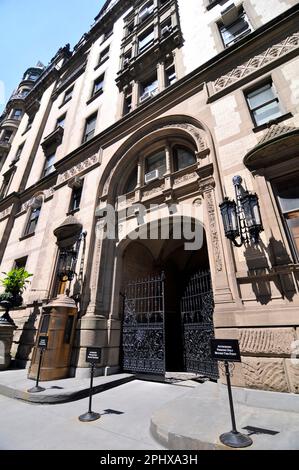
[210,31,299,96]
[56,153,101,187]
[256,123,297,146]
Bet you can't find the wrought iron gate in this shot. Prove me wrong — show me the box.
[181,270,219,379]
[122,273,165,375]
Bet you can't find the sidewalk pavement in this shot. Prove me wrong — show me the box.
[151,381,299,450]
[0,369,135,403]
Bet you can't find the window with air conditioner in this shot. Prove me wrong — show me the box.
[145,150,166,181]
[140,76,158,102]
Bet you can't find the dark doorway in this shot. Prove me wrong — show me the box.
[121,235,217,377]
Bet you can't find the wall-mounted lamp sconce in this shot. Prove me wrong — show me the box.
[219,176,263,247]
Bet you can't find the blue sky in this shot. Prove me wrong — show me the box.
[0,0,106,113]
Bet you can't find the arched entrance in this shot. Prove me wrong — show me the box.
[120,226,218,379]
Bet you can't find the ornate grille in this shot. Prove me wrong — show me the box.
[181,270,219,379]
[122,273,165,375]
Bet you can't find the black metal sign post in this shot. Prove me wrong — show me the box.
[28,336,48,393]
[211,339,253,448]
[79,348,102,423]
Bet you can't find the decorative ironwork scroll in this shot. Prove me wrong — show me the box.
[122,273,165,375]
[181,270,219,379]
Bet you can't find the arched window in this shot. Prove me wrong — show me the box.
[145,149,166,176]
[124,167,138,194]
[173,146,196,172]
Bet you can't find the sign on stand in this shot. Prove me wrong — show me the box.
[28,335,49,393]
[210,339,253,449]
[79,348,102,423]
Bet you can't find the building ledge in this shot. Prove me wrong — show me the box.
[41,126,64,152]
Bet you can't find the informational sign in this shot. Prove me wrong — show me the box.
[38,336,48,350]
[210,339,241,363]
[86,347,102,364]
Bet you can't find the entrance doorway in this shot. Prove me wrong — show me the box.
[120,236,218,379]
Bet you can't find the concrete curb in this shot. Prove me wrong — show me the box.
[0,373,135,404]
[150,381,299,450]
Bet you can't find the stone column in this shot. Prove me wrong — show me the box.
[75,217,113,378]
[157,61,166,92]
[199,178,238,314]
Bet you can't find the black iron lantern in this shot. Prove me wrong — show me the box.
[240,192,263,243]
[219,176,263,247]
[219,198,240,241]
[57,248,77,282]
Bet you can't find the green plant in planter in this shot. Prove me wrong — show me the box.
[0,268,33,325]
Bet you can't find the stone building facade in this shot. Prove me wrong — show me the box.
[0,0,298,393]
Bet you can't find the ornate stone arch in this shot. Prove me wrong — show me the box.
[98,115,213,203]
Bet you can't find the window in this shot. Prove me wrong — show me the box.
[3,130,13,143]
[126,21,134,37]
[274,174,299,261]
[219,9,252,48]
[43,153,56,177]
[14,143,24,162]
[25,205,41,236]
[83,113,97,143]
[165,65,176,87]
[123,87,133,116]
[246,82,283,127]
[140,75,158,102]
[138,29,155,52]
[25,114,35,131]
[124,168,138,194]
[161,18,172,38]
[56,114,66,129]
[27,72,39,81]
[173,147,196,172]
[103,26,113,42]
[69,185,83,212]
[0,171,13,199]
[63,86,74,104]
[12,109,22,120]
[123,50,132,68]
[99,46,110,65]
[14,257,28,269]
[92,74,104,96]
[145,150,166,176]
[139,2,154,22]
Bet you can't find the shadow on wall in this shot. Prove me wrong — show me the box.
[15,303,40,368]
[243,236,297,305]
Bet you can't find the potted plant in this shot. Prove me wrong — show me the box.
[0,268,33,325]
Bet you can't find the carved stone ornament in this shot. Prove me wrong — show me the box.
[212,32,299,94]
[205,190,223,273]
[57,153,100,186]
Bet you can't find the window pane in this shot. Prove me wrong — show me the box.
[247,84,274,110]
[175,147,196,171]
[139,30,154,50]
[143,79,158,94]
[124,168,137,193]
[286,213,299,258]
[276,177,299,213]
[221,14,251,46]
[253,100,282,126]
[146,150,166,173]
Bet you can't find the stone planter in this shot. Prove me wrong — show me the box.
[0,319,17,370]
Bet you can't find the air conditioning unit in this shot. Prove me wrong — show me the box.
[221,3,239,26]
[161,26,171,37]
[140,91,151,102]
[145,169,159,183]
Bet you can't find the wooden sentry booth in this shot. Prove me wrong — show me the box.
[28,294,77,381]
